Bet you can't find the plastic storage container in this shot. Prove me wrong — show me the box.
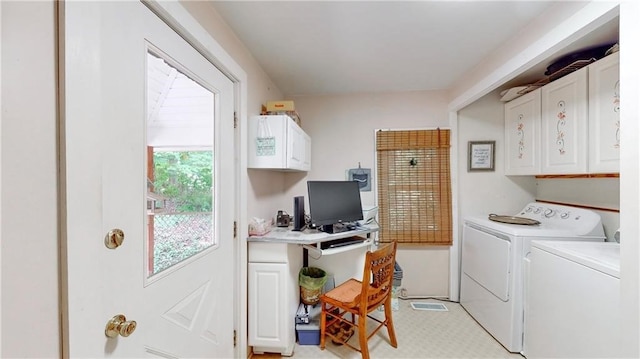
[296,302,322,345]
[296,320,320,345]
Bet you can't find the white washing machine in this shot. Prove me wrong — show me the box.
[523,240,621,358]
[460,202,605,353]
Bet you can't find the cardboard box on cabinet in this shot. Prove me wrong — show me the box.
[266,100,295,112]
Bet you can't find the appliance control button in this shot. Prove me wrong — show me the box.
[544,209,554,218]
[525,207,533,212]
[533,207,542,214]
[560,212,570,219]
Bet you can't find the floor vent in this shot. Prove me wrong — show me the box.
[410,302,448,311]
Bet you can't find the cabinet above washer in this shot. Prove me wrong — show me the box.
[504,52,619,176]
[248,115,311,171]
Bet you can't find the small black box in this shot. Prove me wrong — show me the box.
[293,196,305,231]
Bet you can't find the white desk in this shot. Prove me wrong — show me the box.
[248,223,378,243]
[247,224,378,355]
[248,224,378,256]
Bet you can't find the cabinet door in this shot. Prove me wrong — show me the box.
[286,119,306,170]
[541,67,588,174]
[588,52,620,173]
[248,115,287,169]
[504,89,541,175]
[248,262,290,351]
[248,115,310,172]
[303,131,312,171]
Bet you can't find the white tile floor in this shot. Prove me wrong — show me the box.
[287,299,524,358]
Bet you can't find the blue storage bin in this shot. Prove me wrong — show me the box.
[296,320,320,345]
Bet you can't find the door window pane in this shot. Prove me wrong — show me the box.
[146,51,215,276]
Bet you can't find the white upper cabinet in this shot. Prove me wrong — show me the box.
[504,53,620,176]
[248,115,311,171]
[504,89,542,175]
[541,66,589,174]
[588,52,620,173]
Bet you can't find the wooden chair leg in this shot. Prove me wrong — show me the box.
[384,296,398,347]
[358,313,369,359]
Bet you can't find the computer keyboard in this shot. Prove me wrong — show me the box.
[284,231,328,240]
[320,236,365,250]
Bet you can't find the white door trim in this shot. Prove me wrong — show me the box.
[142,1,249,356]
[0,3,3,355]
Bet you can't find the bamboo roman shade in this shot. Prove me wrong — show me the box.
[376,129,452,245]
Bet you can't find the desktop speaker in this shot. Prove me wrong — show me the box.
[293,196,305,231]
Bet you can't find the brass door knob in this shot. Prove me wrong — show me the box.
[104,229,125,249]
[105,314,137,338]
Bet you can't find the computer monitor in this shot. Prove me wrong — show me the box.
[307,180,364,233]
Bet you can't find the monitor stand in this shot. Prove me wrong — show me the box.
[321,223,352,234]
[321,224,335,234]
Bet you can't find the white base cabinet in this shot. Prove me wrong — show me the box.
[248,242,302,356]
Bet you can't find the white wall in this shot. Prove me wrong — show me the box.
[290,91,452,296]
[1,1,60,357]
[457,90,537,219]
[180,1,289,222]
[536,178,620,240]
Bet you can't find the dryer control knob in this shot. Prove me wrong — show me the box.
[544,209,554,218]
[560,212,570,219]
[533,207,542,214]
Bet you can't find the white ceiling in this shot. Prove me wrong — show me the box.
[210,1,619,97]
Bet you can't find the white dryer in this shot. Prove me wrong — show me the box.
[460,202,605,353]
[523,240,621,358]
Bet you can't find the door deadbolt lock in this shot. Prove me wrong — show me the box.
[105,314,137,338]
[104,229,125,249]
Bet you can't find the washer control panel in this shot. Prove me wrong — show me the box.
[516,202,605,236]
[471,202,605,238]
[519,203,589,223]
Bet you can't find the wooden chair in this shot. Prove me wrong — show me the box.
[319,241,398,358]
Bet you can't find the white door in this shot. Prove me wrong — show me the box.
[62,1,236,357]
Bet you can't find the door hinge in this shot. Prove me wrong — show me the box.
[233,112,238,129]
[233,329,237,347]
[233,221,237,239]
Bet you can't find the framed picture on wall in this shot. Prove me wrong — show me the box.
[468,141,495,172]
[347,167,372,191]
